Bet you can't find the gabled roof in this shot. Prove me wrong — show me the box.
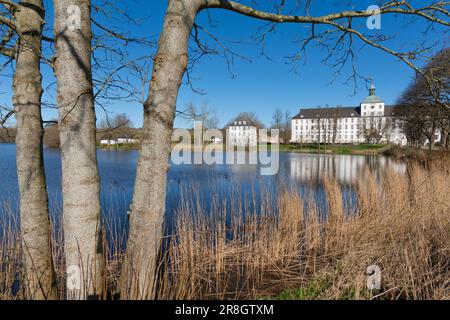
[384,105,408,117]
[226,114,262,128]
[292,105,407,120]
[292,106,361,119]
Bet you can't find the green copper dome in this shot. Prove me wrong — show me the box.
[363,82,383,103]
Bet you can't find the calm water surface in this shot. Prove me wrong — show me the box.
[0,144,406,230]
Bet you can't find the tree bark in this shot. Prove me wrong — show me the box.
[120,0,198,300]
[120,0,450,300]
[53,0,105,299]
[12,0,57,300]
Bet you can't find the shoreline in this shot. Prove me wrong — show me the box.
[96,143,393,155]
[3,142,448,159]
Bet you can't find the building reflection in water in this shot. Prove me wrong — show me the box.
[287,154,406,185]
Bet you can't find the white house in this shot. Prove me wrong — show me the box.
[100,140,117,146]
[291,84,413,146]
[100,138,139,146]
[117,138,139,144]
[211,137,222,144]
[227,119,258,147]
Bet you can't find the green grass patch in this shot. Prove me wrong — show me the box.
[279,143,389,155]
[274,276,332,300]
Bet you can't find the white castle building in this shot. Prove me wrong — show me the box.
[291,84,409,146]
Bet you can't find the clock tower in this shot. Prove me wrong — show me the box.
[361,82,385,117]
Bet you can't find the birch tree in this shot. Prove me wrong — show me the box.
[53,0,105,299]
[120,0,449,299]
[0,0,56,300]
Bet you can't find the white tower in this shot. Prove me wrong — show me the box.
[361,83,384,117]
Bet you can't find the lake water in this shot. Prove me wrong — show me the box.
[0,144,406,231]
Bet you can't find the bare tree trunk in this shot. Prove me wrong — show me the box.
[12,0,57,300]
[120,0,198,300]
[54,0,104,299]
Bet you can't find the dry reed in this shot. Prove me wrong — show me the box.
[156,161,450,300]
[0,160,449,300]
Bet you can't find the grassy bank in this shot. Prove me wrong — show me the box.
[279,143,390,155]
[383,146,450,162]
[96,142,390,155]
[97,143,141,150]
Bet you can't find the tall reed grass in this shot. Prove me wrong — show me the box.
[156,161,450,300]
[0,160,449,300]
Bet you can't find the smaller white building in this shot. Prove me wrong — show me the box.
[117,138,139,144]
[211,137,222,144]
[100,138,139,146]
[227,120,258,147]
[100,140,117,146]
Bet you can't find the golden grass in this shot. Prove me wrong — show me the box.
[0,160,449,300]
[156,161,450,300]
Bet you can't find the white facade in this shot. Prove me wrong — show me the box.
[227,120,258,146]
[100,138,139,146]
[117,138,139,144]
[291,84,409,146]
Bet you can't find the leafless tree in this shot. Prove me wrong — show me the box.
[2,0,151,300]
[53,0,105,299]
[271,108,283,131]
[99,113,133,130]
[120,0,449,299]
[225,111,265,129]
[271,108,291,143]
[0,0,57,300]
[283,111,292,143]
[399,48,450,149]
[180,101,219,129]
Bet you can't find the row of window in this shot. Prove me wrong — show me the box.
[295,124,361,130]
[230,132,254,137]
[295,134,361,140]
[294,118,358,124]
[229,126,254,131]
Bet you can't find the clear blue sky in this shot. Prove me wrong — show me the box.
[1,0,448,128]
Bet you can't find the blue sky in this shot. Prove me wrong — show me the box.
[1,0,448,128]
